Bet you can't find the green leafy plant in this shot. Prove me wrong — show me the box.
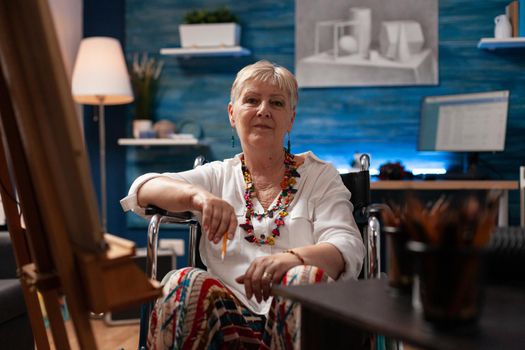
[183,6,238,24]
[129,53,164,120]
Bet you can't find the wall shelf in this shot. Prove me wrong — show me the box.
[477,37,525,50]
[118,138,199,146]
[160,46,251,57]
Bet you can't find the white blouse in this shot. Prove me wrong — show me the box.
[121,151,365,315]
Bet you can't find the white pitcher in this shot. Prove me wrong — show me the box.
[494,14,512,39]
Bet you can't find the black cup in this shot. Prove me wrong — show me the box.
[383,226,413,292]
[407,241,486,327]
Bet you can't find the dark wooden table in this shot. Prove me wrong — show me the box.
[273,278,525,350]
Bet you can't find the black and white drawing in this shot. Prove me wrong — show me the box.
[296,0,438,87]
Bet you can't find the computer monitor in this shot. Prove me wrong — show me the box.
[418,90,509,178]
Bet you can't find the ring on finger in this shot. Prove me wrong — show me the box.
[262,271,273,280]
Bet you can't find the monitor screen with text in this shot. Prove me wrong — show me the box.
[419,91,509,152]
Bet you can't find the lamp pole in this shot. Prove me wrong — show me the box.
[97,95,107,232]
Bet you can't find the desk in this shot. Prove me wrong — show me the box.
[370,180,519,226]
[273,279,525,350]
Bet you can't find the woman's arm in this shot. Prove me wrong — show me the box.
[286,242,344,278]
[137,177,237,243]
[309,166,365,279]
[235,243,343,303]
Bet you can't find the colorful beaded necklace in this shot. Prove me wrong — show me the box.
[239,150,300,246]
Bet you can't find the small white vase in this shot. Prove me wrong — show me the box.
[133,119,153,138]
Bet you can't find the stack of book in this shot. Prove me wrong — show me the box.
[506,0,525,37]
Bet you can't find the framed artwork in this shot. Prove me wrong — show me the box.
[295,0,438,87]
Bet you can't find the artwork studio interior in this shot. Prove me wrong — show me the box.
[0,0,525,349]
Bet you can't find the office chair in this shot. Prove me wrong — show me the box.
[135,154,381,349]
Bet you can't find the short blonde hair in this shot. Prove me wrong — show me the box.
[230,60,298,111]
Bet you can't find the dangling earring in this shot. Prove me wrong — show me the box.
[287,131,291,153]
[231,128,235,148]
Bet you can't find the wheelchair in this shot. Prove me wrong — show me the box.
[135,154,382,349]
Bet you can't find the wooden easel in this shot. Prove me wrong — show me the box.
[0,1,161,349]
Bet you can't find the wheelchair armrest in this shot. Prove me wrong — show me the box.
[145,205,195,224]
[353,203,391,280]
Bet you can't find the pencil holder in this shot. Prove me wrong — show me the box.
[383,226,412,293]
[407,241,486,327]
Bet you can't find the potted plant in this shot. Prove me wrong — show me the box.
[179,6,240,48]
[129,52,164,138]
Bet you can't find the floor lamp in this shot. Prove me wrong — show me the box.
[72,37,133,232]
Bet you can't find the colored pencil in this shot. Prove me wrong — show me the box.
[221,234,228,260]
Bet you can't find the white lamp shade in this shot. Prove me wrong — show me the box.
[72,37,134,105]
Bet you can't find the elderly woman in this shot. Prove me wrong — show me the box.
[121,60,365,349]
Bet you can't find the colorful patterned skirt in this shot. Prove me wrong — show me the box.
[147,265,331,350]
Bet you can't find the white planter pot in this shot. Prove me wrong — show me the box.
[179,23,240,48]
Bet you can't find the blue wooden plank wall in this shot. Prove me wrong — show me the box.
[123,0,524,230]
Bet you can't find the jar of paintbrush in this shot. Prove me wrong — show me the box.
[385,193,499,327]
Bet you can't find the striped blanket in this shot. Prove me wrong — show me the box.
[147,265,330,350]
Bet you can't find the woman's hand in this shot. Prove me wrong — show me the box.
[235,253,303,303]
[193,191,237,243]
[137,177,237,244]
